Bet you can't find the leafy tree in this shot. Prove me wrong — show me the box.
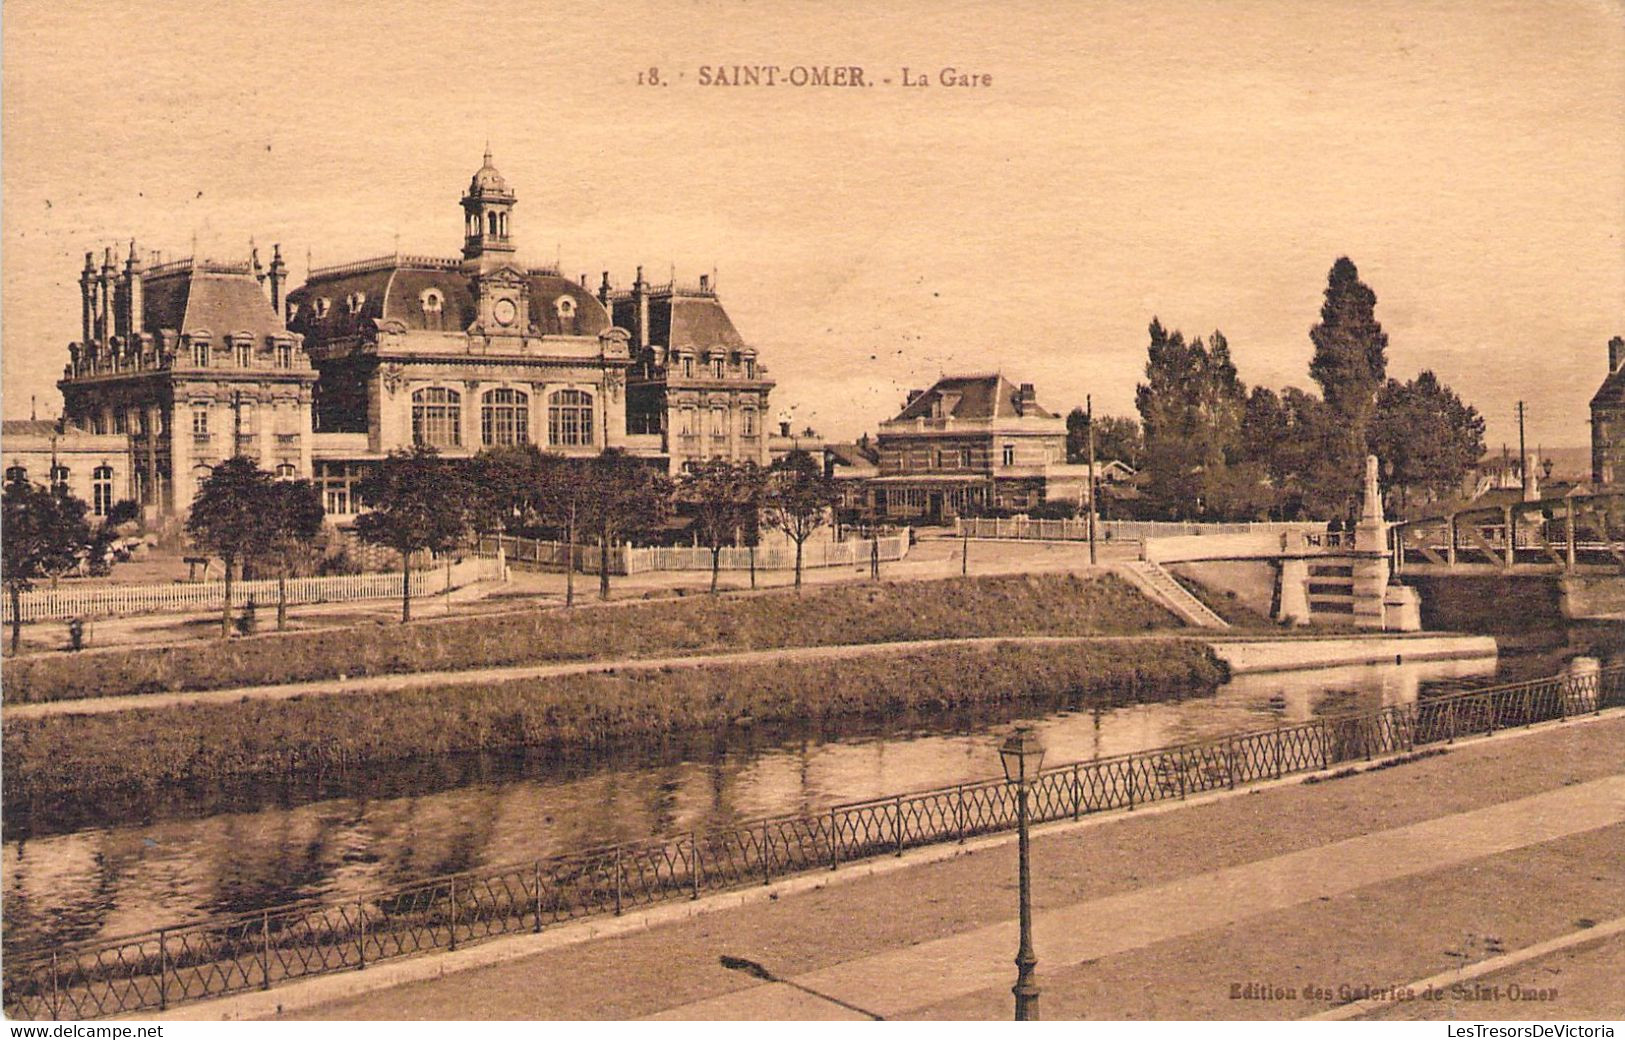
[675,459,766,593]
[354,446,472,622]
[187,457,278,638]
[1066,410,1143,468]
[1134,320,1248,519]
[576,450,671,601]
[1368,370,1486,513]
[1309,257,1389,515]
[264,479,326,630]
[2,475,90,653]
[763,449,840,590]
[469,445,549,536]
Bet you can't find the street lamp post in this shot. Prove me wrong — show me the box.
[999,724,1047,1021]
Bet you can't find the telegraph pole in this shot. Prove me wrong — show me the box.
[1517,400,1528,499]
[1086,395,1098,566]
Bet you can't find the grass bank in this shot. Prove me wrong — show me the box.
[2,573,1179,704]
[2,640,1223,803]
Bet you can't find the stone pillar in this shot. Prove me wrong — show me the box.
[1275,557,1312,626]
[1351,454,1391,630]
[1501,505,1515,572]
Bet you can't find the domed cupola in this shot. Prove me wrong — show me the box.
[461,145,516,271]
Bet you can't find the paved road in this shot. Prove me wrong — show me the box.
[254,713,1625,1022]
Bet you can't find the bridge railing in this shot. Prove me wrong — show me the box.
[5,663,1620,1020]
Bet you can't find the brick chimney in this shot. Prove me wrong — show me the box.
[1611,335,1624,373]
[1015,382,1037,416]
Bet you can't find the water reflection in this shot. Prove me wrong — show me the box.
[3,654,1496,958]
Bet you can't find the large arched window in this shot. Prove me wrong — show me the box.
[93,465,115,516]
[481,388,529,446]
[412,387,462,448]
[547,389,594,447]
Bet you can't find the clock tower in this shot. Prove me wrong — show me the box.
[461,148,531,335]
[461,146,517,273]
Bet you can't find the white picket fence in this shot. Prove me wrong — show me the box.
[3,554,502,624]
[956,517,1324,542]
[483,531,912,575]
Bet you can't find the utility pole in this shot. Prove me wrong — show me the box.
[1086,394,1098,566]
[1517,400,1528,499]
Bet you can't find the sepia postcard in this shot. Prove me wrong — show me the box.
[1,0,1622,1032]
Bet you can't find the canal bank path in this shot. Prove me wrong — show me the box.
[173,710,1624,1022]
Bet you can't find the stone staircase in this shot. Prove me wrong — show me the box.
[1117,560,1231,629]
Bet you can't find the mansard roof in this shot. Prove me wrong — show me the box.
[286,256,609,343]
[140,262,288,341]
[611,287,751,354]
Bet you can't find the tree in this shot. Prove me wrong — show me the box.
[2,475,90,653]
[469,444,548,535]
[1065,410,1143,468]
[1309,257,1389,516]
[763,449,840,591]
[1134,320,1248,519]
[675,459,766,593]
[353,446,472,622]
[187,457,278,638]
[576,450,671,601]
[263,479,326,630]
[1368,370,1486,513]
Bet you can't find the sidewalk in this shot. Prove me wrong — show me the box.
[268,713,1625,1021]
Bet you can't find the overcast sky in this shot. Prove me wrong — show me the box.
[4,0,1621,452]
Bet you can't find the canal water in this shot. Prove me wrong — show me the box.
[2,651,1506,959]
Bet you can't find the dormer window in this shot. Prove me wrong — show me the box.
[711,355,724,379]
[191,340,210,367]
[234,340,252,368]
[286,301,300,322]
[420,289,444,331]
[555,296,576,318]
[745,357,757,380]
[313,297,332,319]
[345,292,366,315]
[276,342,294,369]
[682,354,694,379]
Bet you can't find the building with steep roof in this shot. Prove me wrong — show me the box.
[56,242,315,516]
[1590,335,1625,486]
[864,374,1094,523]
[611,269,775,469]
[49,151,780,519]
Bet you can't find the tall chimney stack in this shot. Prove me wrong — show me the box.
[1610,335,1624,373]
[268,243,287,316]
[79,252,96,346]
[124,240,144,347]
[633,265,650,350]
[98,247,116,351]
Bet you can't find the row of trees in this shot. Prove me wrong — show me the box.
[344,445,841,620]
[1127,257,1485,521]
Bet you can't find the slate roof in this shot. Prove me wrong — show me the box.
[891,374,1055,422]
[1591,364,1625,409]
[286,260,610,345]
[140,267,287,340]
[612,291,750,353]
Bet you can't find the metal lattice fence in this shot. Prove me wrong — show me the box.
[5,663,1620,1020]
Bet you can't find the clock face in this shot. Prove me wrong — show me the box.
[493,298,518,326]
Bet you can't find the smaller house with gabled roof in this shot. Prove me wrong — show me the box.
[1591,335,1625,487]
[863,374,1095,523]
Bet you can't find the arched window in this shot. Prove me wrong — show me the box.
[481,388,529,446]
[547,389,593,447]
[488,212,499,236]
[412,387,462,448]
[274,463,297,480]
[93,465,115,516]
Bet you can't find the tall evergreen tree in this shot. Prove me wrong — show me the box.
[1135,320,1247,518]
[1309,257,1389,514]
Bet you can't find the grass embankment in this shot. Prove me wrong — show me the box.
[2,573,1179,704]
[2,641,1225,802]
